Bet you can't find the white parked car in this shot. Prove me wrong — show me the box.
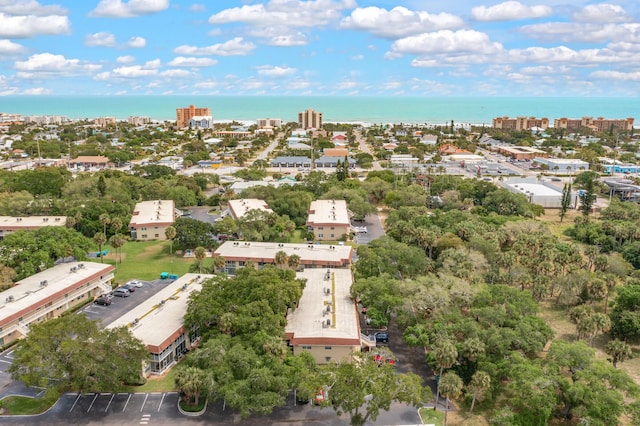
[128,279,144,288]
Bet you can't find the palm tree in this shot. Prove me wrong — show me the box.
[109,234,126,269]
[274,250,288,269]
[606,339,633,368]
[94,232,107,263]
[287,254,301,271]
[433,339,458,411]
[194,246,207,273]
[212,255,226,273]
[111,217,123,234]
[174,366,210,407]
[439,372,463,426]
[165,226,177,255]
[468,371,490,414]
[99,213,111,237]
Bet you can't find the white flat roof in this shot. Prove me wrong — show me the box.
[536,158,589,165]
[307,199,350,227]
[228,199,273,219]
[1,261,113,325]
[286,268,360,345]
[0,216,66,230]
[129,200,175,227]
[214,241,353,267]
[106,274,213,351]
[507,182,562,196]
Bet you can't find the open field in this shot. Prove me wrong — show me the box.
[101,240,199,285]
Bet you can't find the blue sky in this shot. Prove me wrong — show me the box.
[1,0,640,96]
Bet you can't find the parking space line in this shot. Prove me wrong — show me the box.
[0,359,11,364]
[87,393,98,412]
[140,393,149,412]
[123,393,132,412]
[158,392,166,412]
[70,394,81,412]
[105,393,115,412]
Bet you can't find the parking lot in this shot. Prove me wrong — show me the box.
[82,278,176,327]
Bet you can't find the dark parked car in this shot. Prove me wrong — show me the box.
[375,332,389,343]
[112,288,130,297]
[94,296,112,306]
[121,284,136,292]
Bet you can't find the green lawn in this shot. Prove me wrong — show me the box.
[0,392,60,415]
[419,407,444,425]
[125,366,178,393]
[101,240,198,285]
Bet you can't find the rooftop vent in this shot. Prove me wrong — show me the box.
[5,295,14,303]
[40,280,48,287]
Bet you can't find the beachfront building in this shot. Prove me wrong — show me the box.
[24,115,68,125]
[188,116,214,129]
[213,241,353,275]
[0,261,114,346]
[501,178,578,209]
[298,108,323,130]
[128,116,151,126]
[494,145,548,160]
[533,158,589,174]
[106,274,212,376]
[129,200,175,241]
[176,105,211,129]
[553,117,634,132]
[0,215,66,240]
[492,116,550,131]
[286,268,366,364]
[93,117,117,128]
[0,113,24,125]
[257,118,282,128]
[228,199,273,220]
[307,199,351,241]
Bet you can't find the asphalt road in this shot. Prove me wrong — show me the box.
[0,390,421,425]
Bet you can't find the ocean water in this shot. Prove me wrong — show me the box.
[0,96,638,126]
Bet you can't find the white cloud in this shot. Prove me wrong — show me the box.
[127,36,146,48]
[351,54,363,60]
[168,56,217,67]
[90,0,169,18]
[0,12,70,38]
[160,69,193,77]
[248,27,308,46]
[573,4,631,23]
[85,32,117,47]
[111,65,157,78]
[22,87,51,95]
[208,0,356,28]
[174,37,255,56]
[521,22,640,44]
[0,39,26,55]
[590,70,640,81]
[340,6,464,38]
[116,55,136,63]
[14,53,101,76]
[189,3,206,13]
[471,1,551,22]
[389,30,504,56]
[0,0,68,16]
[256,65,297,77]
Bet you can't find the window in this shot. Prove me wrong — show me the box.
[318,234,323,238]
[324,346,332,350]
[155,234,159,238]
[325,357,332,362]
[331,227,335,230]
[330,234,335,238]
[301,345,311,350]
[318,226,324,230]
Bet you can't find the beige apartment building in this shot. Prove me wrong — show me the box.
[228,199,273,220]
[298,108,323,130]
[129,200,175,241]
[93,117,117,128]
[107,274,212,376]
[176,105,211,129]
[213,241,353,275]
[492,116,549,131]
[307,199,351,241]
[285,268,367,364]
[0,215,67,240]
[554,117,635,132]
[0,261,114,346]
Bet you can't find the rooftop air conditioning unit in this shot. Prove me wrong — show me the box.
[6,295,14,302]
[40,280,48,287]
[326,319,331,326]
